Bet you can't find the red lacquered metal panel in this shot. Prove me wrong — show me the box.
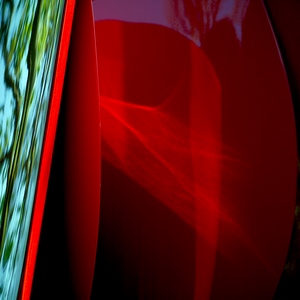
[263,1,300,298]
[93,0,297,299]
[203,1,296,298]
[63,0,101,299]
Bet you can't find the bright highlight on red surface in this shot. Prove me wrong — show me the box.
[97,21,223,299]
[100,46,222,232]
[94,1,297,297]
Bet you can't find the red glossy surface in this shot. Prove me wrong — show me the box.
[264,0,300,109]
[19,1,76,299]
[63,0,101,299]
[93,0,297,299]
[264,1,300,154]
[263,1,300,297]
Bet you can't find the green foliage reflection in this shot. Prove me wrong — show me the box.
[0,0,65,298]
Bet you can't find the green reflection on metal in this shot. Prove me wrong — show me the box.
[0,0,65,298]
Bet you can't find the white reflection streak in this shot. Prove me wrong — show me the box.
[216,0,250,43]
[93,0,250,46]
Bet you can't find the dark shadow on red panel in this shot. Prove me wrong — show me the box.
[92,160,195,300]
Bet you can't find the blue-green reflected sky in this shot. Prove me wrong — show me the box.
[0,1,65,299]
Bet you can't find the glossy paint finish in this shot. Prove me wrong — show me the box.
[92,0,297,299]
[263,1,300,298]
[63,0,101,299]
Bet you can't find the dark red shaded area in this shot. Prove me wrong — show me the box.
[264,0,300,135]
[203,1,297,298]
[264,1,300,298]
[63,0,101,299]
[93,160,196,299]
[93,0,297,299]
